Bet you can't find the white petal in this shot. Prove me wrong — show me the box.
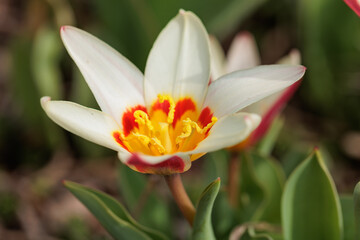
[209,36,226,80]
[144,10,210,107]
[203,65,306,118]
[117,151,191,175]
[41,96,122,151]
[61,26,145,123]
[226,32,261,73]
[244,49,302,116]
[188,113,261,154]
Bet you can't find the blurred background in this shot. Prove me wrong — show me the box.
[1,0,360,239]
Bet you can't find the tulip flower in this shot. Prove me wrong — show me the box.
[41,10,305,176]
[344,0,360,16]
[210,32,302,150]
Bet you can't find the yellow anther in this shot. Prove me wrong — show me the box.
[132,132,151,146]
[134,110,154,132]
[150,138,166,154]
[175,117,218,144]
[176,119,194,144]
[158,94,175,124]
[131,132,165,155]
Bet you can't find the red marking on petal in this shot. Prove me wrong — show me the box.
[172,98,196,127]
[249,80,301,146]
[122,105,147,136]
[198,107,213,128]
[113,132,128,150]
[151,99,170,115]
[344,0,360,16]
[127,154,185,174]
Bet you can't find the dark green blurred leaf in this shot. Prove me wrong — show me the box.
[230,223,280,240]
[340,195,355,240]
[299,0,360,120]
[118,165,147,211]
[238,154,265,222]
[204,150,229,185]
[118,165,171,236]
[206,0,267,37]
[212,190,236,240]
[251,153,285,224]
[191,178,221,240]
[11,38,42,126]
[32,25,62,100]
[257,117,284,157]
[281,149,342,240]
[354,182,360,239]
[64,181,168,240]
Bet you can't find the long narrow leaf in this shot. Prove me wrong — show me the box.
[64,181,168,240]
[191,178,221,240]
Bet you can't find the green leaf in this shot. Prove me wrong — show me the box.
[206,0,267,38]
[229,223,280,240]
[354,182,360,239]
[212,190,236,239]
[32,25,62,100]
[117,165,171,236]
[191,178,221,240]
[257,117,284,157]
[238,154,266,222]
[251,153,285,224]
[340,195,355,240]
[281,149,343,240]
[64,181,168,240]
[118,165,148,211]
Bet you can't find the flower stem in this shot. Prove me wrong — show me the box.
[228,152,240,207]
[165,174,196,226]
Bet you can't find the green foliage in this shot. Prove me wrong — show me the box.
[251,153,285,224]
[32,25,62,100]
[191,178,221,240]
[64,181,168,240]
[117,165,171,235]
[340,195,355,240]
[354,182,360,239]
[281,149,343,240]
[238,154,266,222]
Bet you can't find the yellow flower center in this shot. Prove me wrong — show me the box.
[113,94,217,158]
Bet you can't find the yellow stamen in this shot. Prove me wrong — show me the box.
[150,137,166,154]
[131,132,166,155]
[132,132,151,146]
[175,117,218,144]
[158,94,175,124]
[134,110,154,134]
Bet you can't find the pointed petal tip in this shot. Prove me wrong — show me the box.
[179,9,186,14]
[236,31,252,40]
[60,25,74,35]
[40,96,51,108]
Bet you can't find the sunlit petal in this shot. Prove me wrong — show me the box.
[41,97,122,151]
[61,26,145,123]
[144,10,210,107]
[203,65,306,118]
[188,113,261,154]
